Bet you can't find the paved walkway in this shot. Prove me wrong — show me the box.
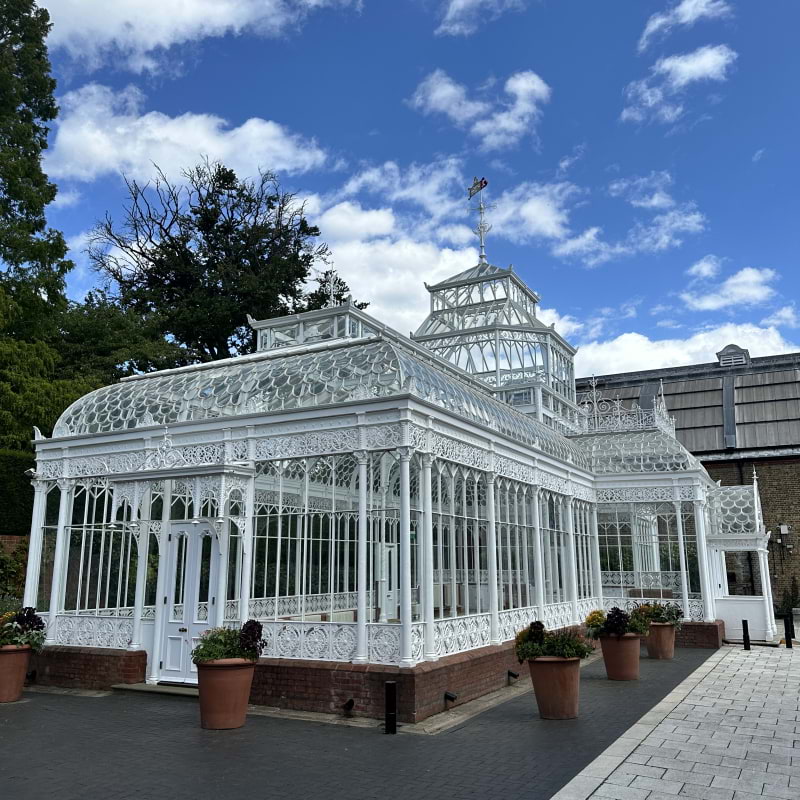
[555,645,800,800]
[1,647,712,800]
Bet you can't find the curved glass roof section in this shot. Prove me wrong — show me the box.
[53,337,587,467]
[576,430,699,474]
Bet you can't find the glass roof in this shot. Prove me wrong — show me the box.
[575,430,700,474]
[428,262,509,288]
[53,337,588,467]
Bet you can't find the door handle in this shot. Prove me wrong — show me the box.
[178,627,188,632]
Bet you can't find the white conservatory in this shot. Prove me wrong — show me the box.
[23,255,776,688]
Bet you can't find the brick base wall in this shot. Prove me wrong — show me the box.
[28,646,146,690]
[22,622,721,719]
[675,620,725,649]
[251,640,532,723]
[0,534,25,555]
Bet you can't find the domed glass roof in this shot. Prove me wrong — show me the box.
[577,430,699,474]
[53,336,588,467]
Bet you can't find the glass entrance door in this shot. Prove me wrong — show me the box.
[160,524,218,684]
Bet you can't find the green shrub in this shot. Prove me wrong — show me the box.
[515,621,593,662]
[191,620,265,663]
[0,449,34,537]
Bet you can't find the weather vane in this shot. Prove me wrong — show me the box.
[313,266,339,309]
[468,176,494,264]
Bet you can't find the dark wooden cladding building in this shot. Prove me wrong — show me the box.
[577,344,800,607]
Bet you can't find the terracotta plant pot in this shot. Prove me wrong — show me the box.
[528,656,581,719]
[599,634,640,680]
[0,644,32,703]
[196,658,256,729]
[646,623,676,660]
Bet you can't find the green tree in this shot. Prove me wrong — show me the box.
[0,0,84,454]
[90,161,332,362]
[0,0,70,286]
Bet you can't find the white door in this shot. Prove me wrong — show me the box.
[160,525,219,684]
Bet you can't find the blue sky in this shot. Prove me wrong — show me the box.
[41,0,800,374]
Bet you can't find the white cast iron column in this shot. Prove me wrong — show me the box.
[128,486,146,650]
[421,454,436,660]
[757,549,773,639]
[45,478,75,644]
[398,448,414,667]
[354,450,369,663]
[148,480,173,684]
[486,472,500,645]
[673,500,691,621]
[532,487,545,616]
[589,503,603,604]
[129,521,149,650]
[214,517,230,628]
[693,497,716,623]
[23,479,49,608]
[239,476,256,625]
[565,496,579,624]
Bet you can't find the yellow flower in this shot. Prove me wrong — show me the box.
[585,609,606,628]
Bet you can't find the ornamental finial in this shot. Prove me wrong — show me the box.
[468,177,493,264]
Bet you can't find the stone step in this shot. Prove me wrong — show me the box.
[111,682,198,697]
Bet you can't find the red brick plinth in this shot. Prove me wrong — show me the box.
[675,620,725,649]
[28,646,147,689]
[250,640,528,723]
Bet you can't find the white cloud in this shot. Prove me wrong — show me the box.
[554,203,706,267]
[628,204,706,252]
[50,188,82,209]
[608,171,674,209]
[43,0,359,73]
[435,0,525,37]
[537,306,584,339]
[471,71,551,151]
[655,44,738,89]
[47,83,326,183]
[341,157,465,222]
[328,238,478,333]
[552,227,627,267]
[752,148,766,163]
[575,323,796,376]
[622,44,737,125]
[638,0,732,53]
[317,202,394,241]
[556,144,586,178]
[680,267,778,311]
[408,69,551,151]
[492,181,580,241]
[686,254,722,279]
[761,305,800,329]
[408,69,490,125]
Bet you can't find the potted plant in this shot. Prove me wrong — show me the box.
[635,603,683,660]
[0,606,46,703]
[191,619,265,730]
[515,621,593,719]
[585,607,648,681]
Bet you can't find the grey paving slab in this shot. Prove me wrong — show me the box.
[560,646,800,800]
[0,647,712,800]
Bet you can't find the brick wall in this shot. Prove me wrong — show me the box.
[250,640,537,723]
[28,646,146,689]
[675,620,724,649]
[0,534,25,555]
[705,456,800,607]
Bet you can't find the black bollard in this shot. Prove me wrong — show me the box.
[384,680,397,734]
[784,616,793,649]
[742,619,751,650]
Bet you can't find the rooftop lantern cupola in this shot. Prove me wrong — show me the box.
[412,177,580,433]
